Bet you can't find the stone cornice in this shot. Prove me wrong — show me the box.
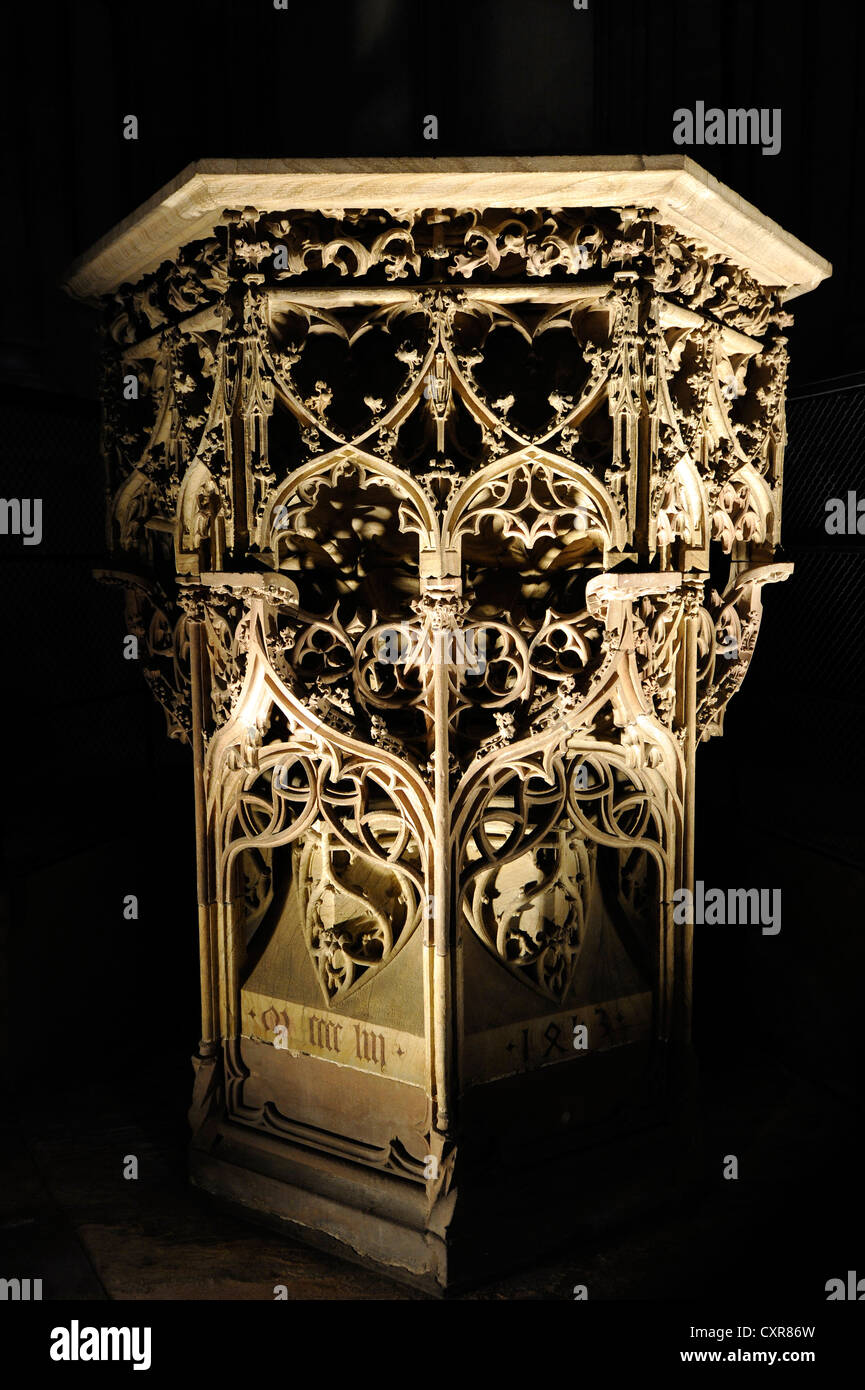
[63,155,831,302]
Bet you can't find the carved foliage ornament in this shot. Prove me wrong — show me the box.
[91,193,796,1158]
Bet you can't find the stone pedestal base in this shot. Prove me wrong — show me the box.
[189,1040,699,1295]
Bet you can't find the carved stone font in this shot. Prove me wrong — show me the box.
[66,158,829,1292]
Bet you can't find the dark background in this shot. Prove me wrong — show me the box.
[1,0,862,1300]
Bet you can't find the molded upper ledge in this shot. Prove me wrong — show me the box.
[62,154,831,303]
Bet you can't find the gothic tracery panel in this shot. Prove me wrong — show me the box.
[72,158,827,1291]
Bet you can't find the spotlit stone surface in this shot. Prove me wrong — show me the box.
[65,157,829,1294]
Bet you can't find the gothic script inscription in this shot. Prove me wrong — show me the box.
[241,991,426,1086]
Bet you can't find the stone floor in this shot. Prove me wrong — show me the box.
[0,1049,859,1301]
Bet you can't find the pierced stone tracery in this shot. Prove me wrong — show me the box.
[74,163,817,1280]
